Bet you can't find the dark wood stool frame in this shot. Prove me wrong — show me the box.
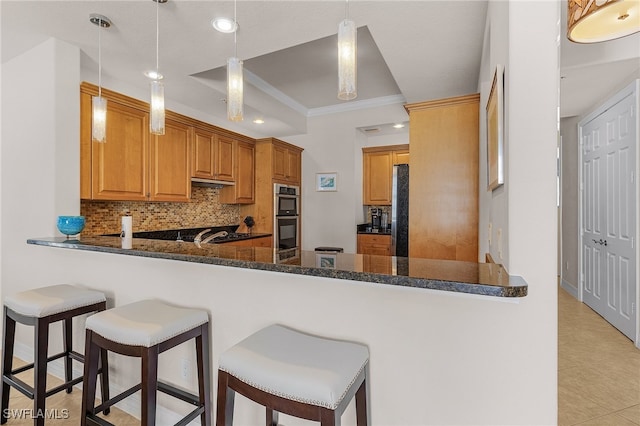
[81,322,211,426]
[216,362,369,426]
[1,302,109,426]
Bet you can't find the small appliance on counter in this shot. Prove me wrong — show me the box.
[371,208,382,231]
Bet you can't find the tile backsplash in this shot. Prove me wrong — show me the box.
[81,186,240,235]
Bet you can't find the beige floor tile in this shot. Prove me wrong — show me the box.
[576,413,639,426]
[617,405,640,425]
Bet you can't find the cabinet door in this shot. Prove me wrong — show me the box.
[357,234,391,255]
[287,148,301,184]
[92,101,148,201]
[220,140,255,204]
[363,152,392,205]
[216,136,236,182]
[393,149,409,166]
[149,119,191,202]
[192,128,215,179]
[272,144,287,181]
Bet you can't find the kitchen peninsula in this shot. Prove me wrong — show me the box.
[27,237,527,298]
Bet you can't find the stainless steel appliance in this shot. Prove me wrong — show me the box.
[274,183,300,254]
[391,164,409,257]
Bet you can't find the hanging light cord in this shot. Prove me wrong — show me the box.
[155,0,159,74]
[233,0,238,57]
[98,18,102,97]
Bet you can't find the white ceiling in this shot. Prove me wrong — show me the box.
[2,1,639,138]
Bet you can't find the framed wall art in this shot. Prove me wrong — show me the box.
[316,172,337,192]
[487,64,504,191]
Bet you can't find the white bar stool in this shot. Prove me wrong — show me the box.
[1,284,109,426]
[216,324,370,426]
[80,300,211,426]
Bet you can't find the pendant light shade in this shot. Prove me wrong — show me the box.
[150,80,165,134]
[89,13,111,143]
[227,56,244,122]
[338,0,357,101]
[568,0,640,43]
[226,0,243,122]
[149,0,166,135]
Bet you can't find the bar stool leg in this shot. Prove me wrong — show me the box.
[266,408,278,426]
[1,309,16,425]
[100,348,110,415]
[196,323,212,426]
[81,330,100,426]
[63,317,73,393]
[355,378,369,426]
[216,370,235,426]
[141,346,159,426]
[34,318,50,426]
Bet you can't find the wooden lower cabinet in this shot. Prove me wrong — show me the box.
[222,236,272,248]
[357,234,391,256]
[362,255,392,275]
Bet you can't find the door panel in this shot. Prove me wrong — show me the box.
[581,90,637,341]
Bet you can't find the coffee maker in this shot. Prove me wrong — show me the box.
[371,208,382,230]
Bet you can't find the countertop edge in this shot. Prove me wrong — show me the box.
[27,239,528,298]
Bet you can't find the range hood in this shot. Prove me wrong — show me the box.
[191,177,236,188]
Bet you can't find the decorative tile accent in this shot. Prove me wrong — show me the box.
[81,186,240,235]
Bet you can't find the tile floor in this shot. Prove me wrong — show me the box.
[558,286,640,425]
[3,287,639,425]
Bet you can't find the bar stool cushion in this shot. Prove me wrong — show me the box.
[219,324,369,410]
[85,300,208,347]
[4,284,106,318]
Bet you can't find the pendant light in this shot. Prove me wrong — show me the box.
[149,0,166,135]
[89,14,111,143]
[568,0,640,43]
[338,0,357,100]
[227,0,243,122]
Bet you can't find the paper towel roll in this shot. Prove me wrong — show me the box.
[121,215,132,239]
[121,235,132,250]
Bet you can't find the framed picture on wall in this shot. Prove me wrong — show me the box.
[487,64,504,191]
[316,172,337,192]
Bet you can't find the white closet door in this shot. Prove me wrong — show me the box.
[582,90,637,341]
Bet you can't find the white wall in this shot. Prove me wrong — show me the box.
[1,2,560,423]
[286,105,409,253]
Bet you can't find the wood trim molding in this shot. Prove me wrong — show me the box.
[404,93,481,114]
[257,137,304,153]
[362,144,409,154]
[80,81,255,145]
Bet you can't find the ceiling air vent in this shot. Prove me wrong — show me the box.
[363,127,380,134]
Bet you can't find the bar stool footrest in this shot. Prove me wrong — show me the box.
[85,412,114,426]
[174,406,205,426]
[157,381,200,406]
[94,383,142,414]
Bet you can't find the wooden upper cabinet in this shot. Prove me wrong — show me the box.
[149,119,191,202]
[272,142,301,185]
[405,93,479,262]
[215,136,236,182]
[91,97,149,201]
[192,128,236,182]
[219,140,255,204]
[362,144,409,205]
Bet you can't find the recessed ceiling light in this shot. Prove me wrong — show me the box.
[212,17,238,33]
[144,70,164,80]
[393,123,405,129]
[253,119,265,124]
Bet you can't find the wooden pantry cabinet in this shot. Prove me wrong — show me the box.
[81,83,190,202]
[362,144,409,205]
[404,93,479,262]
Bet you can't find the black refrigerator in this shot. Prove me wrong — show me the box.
[391,164,409,257]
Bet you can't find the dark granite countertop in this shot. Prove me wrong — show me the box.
[26,237,527,298]
[356,223,391,235]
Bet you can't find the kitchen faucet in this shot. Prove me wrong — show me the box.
[193,229,229,247]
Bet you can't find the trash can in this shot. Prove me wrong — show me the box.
[314,246,344,253]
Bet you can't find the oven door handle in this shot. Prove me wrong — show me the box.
[275,214,299,218]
